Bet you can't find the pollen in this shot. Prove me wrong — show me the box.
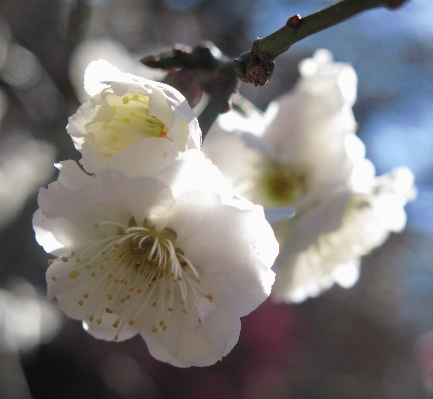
[69,270,79,279]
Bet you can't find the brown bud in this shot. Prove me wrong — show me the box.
[386,0,408,9]
[286,14,302,29]
[140,55,160,68]
[233,48,274,87]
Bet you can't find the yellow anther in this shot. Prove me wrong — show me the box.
[206,294,213,302]
[152,302,157,307]
[182,309,187,314]
[96,318,102,325]
[108,294,113,300]
[198,318,202,323]
[167,289,173,293]
[47,259,53,265]
[76,257,81,263]
[105,308,113,314]
[61,257,68,262]
[181,300,186,305]
[94,223,99,228]
[129,320,135,326]
[132,94,139,100]
[159,320,164,326]
[137,289,142,293]
[162,325,167,331]
[107,273,112,279]
[112,320,120,328]
[168,307,173,312]
[114,278,119,284]
[89,316,94,322]
[91,272,96,277]
[78,300,84,306]
[85,265,91,269]
[83,293,89,299]
[51,276,57,281]
[152,327,158,332]
[69,270,79,279]
[122,97,130,104]
[196,278,201,283]
[114,334,119,340]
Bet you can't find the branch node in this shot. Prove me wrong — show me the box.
[233,41,275,87]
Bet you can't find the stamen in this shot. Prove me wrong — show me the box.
[55,218,204,336]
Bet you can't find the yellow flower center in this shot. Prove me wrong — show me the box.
[85,92,169,155]
[261,160,308,206]
[50,218,210,340]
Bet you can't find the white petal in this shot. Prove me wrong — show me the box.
[139,306,241,367]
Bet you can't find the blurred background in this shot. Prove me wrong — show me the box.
[0,0,432,398]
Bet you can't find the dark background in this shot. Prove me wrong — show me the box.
[0,1,432,398]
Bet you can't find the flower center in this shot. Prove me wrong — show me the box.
[85,92,169,155]
[261,160,308,206]
[50,217,208,340]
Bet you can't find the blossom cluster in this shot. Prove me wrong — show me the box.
[33,60,278,367]
[203,50,415,303]
[33,50,415,367]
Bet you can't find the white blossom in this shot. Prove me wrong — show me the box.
[203,50,415,303]
[68,60,201,174]
[33,139,277,367]
[272,167,416,303]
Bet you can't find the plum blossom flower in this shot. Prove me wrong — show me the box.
[33,139,277,367]
[68,60,201,174]
[271,167,416,303]
[203,50,416,303]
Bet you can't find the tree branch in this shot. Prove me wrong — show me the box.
[233,0,408,85]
